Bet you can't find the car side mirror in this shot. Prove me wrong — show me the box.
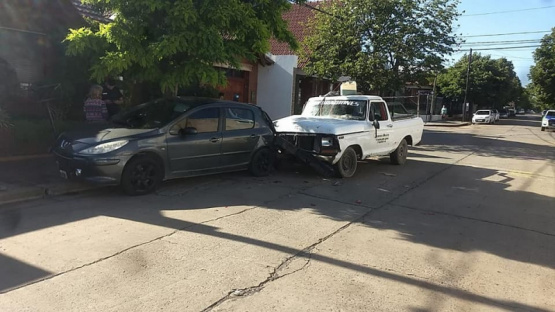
[182,127,198,135]
[372,119,380,129]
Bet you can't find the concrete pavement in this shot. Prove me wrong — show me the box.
[0,115,554,311]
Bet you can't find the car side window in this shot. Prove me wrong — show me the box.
[171,108,220,134]
[225,108,255,131]
[369,102,388,121]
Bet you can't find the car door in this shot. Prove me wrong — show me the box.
[166,107,222,175]
[220,106,260,167]
[368,101,394,155]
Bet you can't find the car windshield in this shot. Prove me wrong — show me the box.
[302,99,367,120]
[546,111,555,117]
[112,98,211,129]
[475,110,490,115]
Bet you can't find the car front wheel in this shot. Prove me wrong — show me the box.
[121,155,163,195]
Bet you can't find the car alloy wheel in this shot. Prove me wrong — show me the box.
[249,148,275,177]
[121,155,163,195]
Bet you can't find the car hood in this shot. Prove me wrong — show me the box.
[61,125,157,145]
[274,115,366,135]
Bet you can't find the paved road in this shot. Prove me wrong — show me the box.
[1,115,554,311]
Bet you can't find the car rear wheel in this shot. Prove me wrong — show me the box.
[249,148,275,177]
[121,155,163,195]
[541,127,545,131]
[390,139,408,165]
[334,147,358,178]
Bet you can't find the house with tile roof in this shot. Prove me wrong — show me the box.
[256,2,336,120]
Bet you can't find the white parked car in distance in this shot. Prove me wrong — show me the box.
[541,110,555,131]
[472,110,495,124]
[274,95,424,178]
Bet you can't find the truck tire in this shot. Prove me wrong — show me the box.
[390,139,408,165]
[334,147,357,178]
[541,127,545,131]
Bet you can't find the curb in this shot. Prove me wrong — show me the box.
[0,183,101,207]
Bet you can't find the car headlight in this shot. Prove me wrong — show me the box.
[321,137,334,147]
[79,140,129,155]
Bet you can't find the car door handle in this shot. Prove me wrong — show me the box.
[387,124,393,128]
[210,137,220,143]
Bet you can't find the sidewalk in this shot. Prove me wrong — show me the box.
[424,120,470,127]
[0,155,98,206]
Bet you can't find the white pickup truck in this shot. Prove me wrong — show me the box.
[274,95,424,177]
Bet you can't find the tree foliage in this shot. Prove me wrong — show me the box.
[529,28,555,109]
[300,0,460,94]
[437,53,522,108]
[65,0,305,93]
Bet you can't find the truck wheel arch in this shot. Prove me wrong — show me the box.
[403,135,413,146]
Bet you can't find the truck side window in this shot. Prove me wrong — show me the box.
[370,102,388,121]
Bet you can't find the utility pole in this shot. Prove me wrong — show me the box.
[462,48,473,122]
[417,92,420,117]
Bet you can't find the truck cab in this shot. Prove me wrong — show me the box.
[274,95,424,177]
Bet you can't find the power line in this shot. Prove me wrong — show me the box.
[461,5,555,17]
[460,39,541,46]
[461,30,551,38]
[460,45,540,51]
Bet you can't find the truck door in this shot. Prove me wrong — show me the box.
[369,101,394,155]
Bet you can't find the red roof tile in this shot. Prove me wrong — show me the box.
[270,3,317,56]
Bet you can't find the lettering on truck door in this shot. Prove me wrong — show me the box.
[369,101,394,155]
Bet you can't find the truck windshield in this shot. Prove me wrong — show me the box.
[302,99,367,120]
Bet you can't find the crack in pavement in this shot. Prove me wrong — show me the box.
[200,151,479,311]
[1,180,325,295]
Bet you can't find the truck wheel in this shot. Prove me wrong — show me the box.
[334,147,357,178]
[121,155,163,196]
[390,139,408,165]
[541,127,545,131]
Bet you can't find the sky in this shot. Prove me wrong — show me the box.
[453,0,555,85]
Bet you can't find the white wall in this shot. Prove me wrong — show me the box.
[257,55,298,120]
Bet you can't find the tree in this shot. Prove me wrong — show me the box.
[65,0,306,93]
[300,0,460,94]
[529,28,555,109]
[436,53,522,108]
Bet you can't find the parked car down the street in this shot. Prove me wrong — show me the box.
[541,110,555,131]
[472,110,495,124]
[52,97,277,195]
[499,109,509,118]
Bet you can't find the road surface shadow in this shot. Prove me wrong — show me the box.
[0,131,554,311]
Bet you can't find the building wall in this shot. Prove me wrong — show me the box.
[257,55,298,120]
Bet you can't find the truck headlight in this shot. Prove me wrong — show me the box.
[321,137,334,147]
[79,140,129,155]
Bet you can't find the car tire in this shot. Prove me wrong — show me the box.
[121,155,163,196]
[541,127,545,131]
[390,139,408,165]
[249,147,275,177]
[334,146,358,178]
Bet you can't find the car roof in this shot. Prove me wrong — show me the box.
[173,96,259,110]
